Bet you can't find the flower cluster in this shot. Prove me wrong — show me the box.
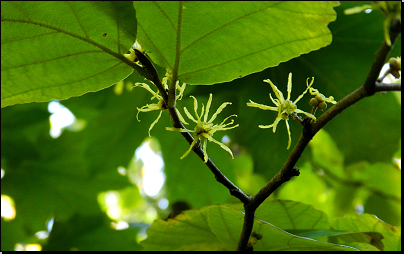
[134,70,187,136]
[166,94,238,162]
[136,68,335,158]
[247,73,335,149]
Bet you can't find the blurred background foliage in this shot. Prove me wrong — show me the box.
[1,1,401,251]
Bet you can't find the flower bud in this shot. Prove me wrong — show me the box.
[389,57,401,71]
[318,101,327,110]
[310,98,319,107]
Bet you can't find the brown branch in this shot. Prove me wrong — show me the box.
[374,82,401,92]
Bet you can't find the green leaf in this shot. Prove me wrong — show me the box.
[207,205,355,251]
[1,1,137,108]
[133,1,339,84]
[141,206,225,251]
[141,202,356,251]
[331,213,402,251]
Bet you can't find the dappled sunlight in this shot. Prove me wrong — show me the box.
[14,243,42,251]
[48,100,86,138]
[134,140,165,198]
[1,194,16,220]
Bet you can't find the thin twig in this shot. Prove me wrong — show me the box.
[374,82,401,92]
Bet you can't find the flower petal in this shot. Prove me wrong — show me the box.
[176,108,189,125]
[247,100,278,111]
[202,139,208,162]
[205,134,234,159]
[287,72,292,101]
[148,110,163,136]
[190,96,199,120]
[294,109,316,121]
[180,138,198,160]
[176,82,186,101]
[285,120,292,149]
[269,94,280,107]
[134,82,161,99]
[204,94,213,122]
[218,114,238,127]
[271,117,283,132]
[166,127,193,132]
[183,107,198,123]
[264,79,285,102]
[209,101,232,123]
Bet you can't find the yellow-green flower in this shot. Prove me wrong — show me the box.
[247,73,316,149]
[166,94,238,162]
[134,73,187,136]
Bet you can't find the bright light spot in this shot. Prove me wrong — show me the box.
[35,231,49,239]
[222,135,231,144]
[394,158,401,170]
[117,166,127,176]
[1,195,16,220]
[15,243,42,251]
[158,198,169,210]
[355,204,364,214]
[364,8,372,13]
[48,100,75,138]
[47,217,54,232]
[1,168,4,179]
[135,141,165,197]
[114,221,129,230]
[25,244,42,251]
[105,192,121,219]
[108,206,121,220]
[105,191,119,205]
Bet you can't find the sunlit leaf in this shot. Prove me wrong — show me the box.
[208,205,355,251]
[1,1,137,108]
[134,1,339,84]
[142,202,356,250]
[141,206,225,251]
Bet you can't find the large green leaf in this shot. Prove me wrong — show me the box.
[1,1,137,108]
[141,206,224,251]
[141,204,356,251]
[133,1,338,84]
